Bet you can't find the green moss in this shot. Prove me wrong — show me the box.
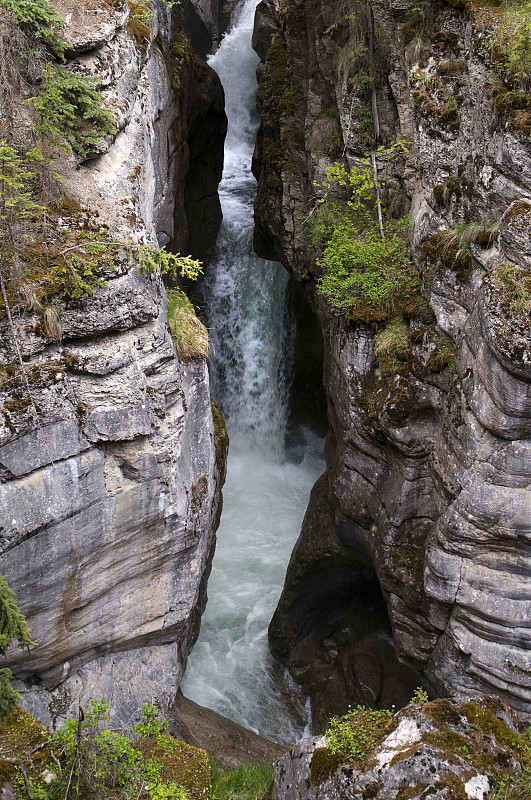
[432,176,462,205]
[474,229,496,248]
[210,399,229,475]
[136,737,211,800]
[424,726,473,755]
[428,337,457,373]
[0,708,51,795]
[436,60,466,76]
[435,773,468,800]
[310,748,344,787]
[390,533,427,593]
[396,784,429,800]
[126,15,151,45]
[256,33,299,114]
[422,230,472,272]
[446,176,462,196]
[1,398,32,412]
[264,175,283,192]
[170,32,194,90]
[263,138,286,172]
[458,700,522,752]
[433,184,446,204]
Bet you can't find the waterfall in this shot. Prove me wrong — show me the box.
[180,0,324,745]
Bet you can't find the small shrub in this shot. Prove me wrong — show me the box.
[410,686,429,704]
[0,576,34,722]
[491,1,531,89]
[134,246,202,282]
[7,699,200,800]
[308,144,417,321]
[312,206,416,321]
[324,706,394,766]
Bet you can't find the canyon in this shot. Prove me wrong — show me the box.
[0,0,529,760]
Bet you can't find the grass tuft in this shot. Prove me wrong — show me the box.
[167,289,209,362]
[210,759,274,800]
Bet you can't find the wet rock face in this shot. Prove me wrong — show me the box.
[273,697,524,800]
[0,0,226,727]
[256,0,531,722]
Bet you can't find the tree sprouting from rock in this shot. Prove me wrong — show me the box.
[0,575,34,722]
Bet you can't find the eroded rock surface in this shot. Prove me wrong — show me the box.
[253,0,531,723]
[0,0,226,727]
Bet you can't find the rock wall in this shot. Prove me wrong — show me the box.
[253,0,531,724]
[0,0,227,728]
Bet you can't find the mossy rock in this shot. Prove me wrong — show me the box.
[136,736,211,800]
[210,399,229,474]
[310,747,344,787]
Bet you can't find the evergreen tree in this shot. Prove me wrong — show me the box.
[0,575,34,722]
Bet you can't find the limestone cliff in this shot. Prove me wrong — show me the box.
[0,0,227,727]
[253,0,531,725]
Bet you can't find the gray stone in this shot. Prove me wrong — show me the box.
[254,0,531,725]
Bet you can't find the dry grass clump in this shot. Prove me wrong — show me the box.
[167,289,209,362]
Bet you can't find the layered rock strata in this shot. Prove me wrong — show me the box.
[0,0,227,727]
[253,0,531,723]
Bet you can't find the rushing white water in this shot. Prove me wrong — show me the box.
[180,0,324,745]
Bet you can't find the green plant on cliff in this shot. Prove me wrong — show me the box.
[24,65,116,157]
[8,700,205,800]
[0,576,34,722]
[491,1,531,89]
[0,0,65,58]
[134,245,202,283]
[166,288,209,361]
[323,705,394,765]
[492,729,531,800]
[307,143,417,321]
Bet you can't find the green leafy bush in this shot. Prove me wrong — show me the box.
[307,144,418,321]
[410,686,429,704]
[310,204,415,321]
[12,699,199,800]
[491,1,531,89]
[324,705,394,765]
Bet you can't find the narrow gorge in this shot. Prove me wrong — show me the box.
[0,0,529,792]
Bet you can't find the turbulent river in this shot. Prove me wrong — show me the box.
[180,0,324,745]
